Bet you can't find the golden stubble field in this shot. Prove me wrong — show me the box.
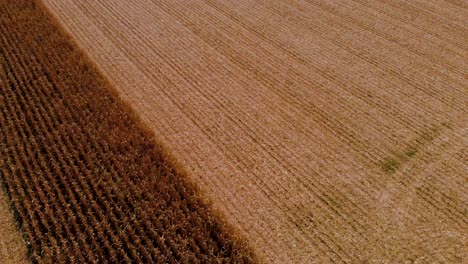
[41,0,467,262]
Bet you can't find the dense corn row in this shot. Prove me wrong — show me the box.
[0,1,253,263]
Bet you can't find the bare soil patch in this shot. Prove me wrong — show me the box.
[0,190,28,264]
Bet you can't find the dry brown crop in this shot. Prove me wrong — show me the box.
[42,0,468,262]
[0,1,255,263]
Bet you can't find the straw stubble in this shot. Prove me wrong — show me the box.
[42,0,467,262]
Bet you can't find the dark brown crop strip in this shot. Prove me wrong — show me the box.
[0,1,255,263]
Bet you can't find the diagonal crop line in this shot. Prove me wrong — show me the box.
[0,1,255,263]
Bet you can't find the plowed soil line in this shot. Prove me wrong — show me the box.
[0,1,255,263]
[41,0,468,263]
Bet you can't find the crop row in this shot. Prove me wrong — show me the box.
[0,1,253,263]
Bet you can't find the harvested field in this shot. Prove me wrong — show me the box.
[41,0,468,262]
[0,190,28,264]
[0,1,254,263]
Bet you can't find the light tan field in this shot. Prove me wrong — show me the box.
[42,0,467,262]
[0,190,28,264]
